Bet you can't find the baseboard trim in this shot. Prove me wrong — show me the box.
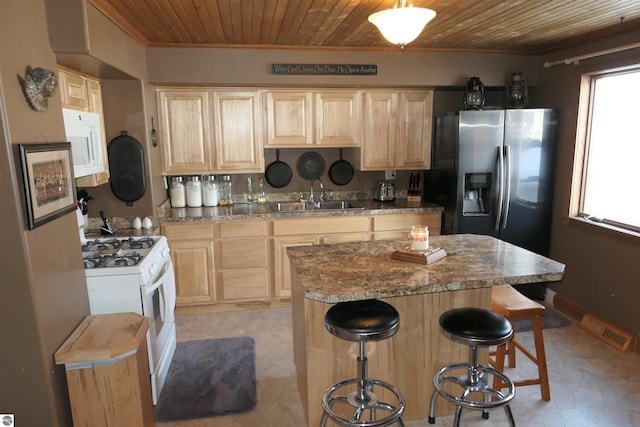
[175,298,292,316]
[552,293,638,354]
[551,293,587,322]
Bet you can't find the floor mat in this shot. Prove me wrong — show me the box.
[155,336,256,422]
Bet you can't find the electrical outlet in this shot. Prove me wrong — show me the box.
[384,170,397,180]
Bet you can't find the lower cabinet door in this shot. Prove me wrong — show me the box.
[273,236,318,297]
[170,239,216,305]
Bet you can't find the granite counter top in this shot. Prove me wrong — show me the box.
[286,234,566,303]
[159,199,442,222]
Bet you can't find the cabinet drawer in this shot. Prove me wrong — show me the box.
[219,238,267,268]
[220,269,269,300]
[218,221,266,238]
[273,216,368,236]
[162,223,215,240]
[372,213,440,232]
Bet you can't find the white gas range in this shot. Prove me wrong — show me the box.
[81,234,176,405]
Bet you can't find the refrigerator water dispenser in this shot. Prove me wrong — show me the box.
[463,173,491,215]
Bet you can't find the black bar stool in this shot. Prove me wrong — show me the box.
[428,307,516,427]
[321,299,405,427]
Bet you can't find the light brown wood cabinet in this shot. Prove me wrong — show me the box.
[157,88,263,174]
[350,89,433,171]
[372,213,441,240]
[158,89,213,173]
[215,220,269,301]
[265,91,313,146]
[271,216,369,297]
[54,313,153,427]
[162,222,216,305]
[265,90,360,147]
[212,90,264,172]
[58,66,89,110]
[162,211,440,309]
[58,66,110,187]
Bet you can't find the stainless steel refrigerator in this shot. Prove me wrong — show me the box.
[424,109,559,299]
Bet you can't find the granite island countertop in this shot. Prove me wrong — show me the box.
[286,234,566,303]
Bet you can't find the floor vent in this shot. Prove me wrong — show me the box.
[580,313,634,352]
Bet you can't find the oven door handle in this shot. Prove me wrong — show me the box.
[146,259,176,313]
[148,262,170,289]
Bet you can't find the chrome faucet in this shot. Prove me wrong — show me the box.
[309,179,324,205]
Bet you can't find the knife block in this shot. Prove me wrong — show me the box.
[407,194,422,204]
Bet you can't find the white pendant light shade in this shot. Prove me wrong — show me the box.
[368,6,436,47]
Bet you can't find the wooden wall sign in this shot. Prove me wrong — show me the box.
[272,64,378,76]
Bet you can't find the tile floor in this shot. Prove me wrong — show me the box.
[156,308,640,427]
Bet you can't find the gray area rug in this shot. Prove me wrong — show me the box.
[155,336,256,422]
[513,304,571,332]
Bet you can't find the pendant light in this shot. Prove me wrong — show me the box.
[368,0,436,48]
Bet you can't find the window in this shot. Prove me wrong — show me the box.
[573,67,640,233]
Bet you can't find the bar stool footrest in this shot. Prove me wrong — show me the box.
[433,363,516,411]
[322,377,405,427]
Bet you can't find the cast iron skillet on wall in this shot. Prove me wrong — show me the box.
[265,149,292,188]
[328,148,354,186]
[108,131,146,206]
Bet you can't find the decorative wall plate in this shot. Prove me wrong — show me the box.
[296,151,325,181]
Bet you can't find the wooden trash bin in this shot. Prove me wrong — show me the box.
[55,312,154,427]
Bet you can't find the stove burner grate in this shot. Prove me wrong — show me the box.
[83,251,144,268]
[82,237,156,252]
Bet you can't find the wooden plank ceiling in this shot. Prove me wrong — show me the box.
[88,0,640,53]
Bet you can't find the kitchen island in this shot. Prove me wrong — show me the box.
[287,234,565,426]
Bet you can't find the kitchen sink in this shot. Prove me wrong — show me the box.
[271,201,364,212]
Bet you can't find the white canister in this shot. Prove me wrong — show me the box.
[186,175,203,207]
[169,176,186,208]
[202,175,219,207]
[142,216,153,230]
[132,217,142,229]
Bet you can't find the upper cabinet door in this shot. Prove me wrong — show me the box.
[314,91,360,147]
[77,78,110,187]
[212,90,264,172]
[358,89,433,171]
[58,68,89,111]
[158,90,213,174]
[395,91,433,169]
[361,91,397,170]
[265,91,313,146]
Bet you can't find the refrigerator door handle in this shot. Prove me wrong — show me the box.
[502,145,512,229]
[494,145,505,230]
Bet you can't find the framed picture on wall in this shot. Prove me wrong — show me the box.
[19,142,76,229]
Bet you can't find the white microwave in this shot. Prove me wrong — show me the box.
[62,108,105,178]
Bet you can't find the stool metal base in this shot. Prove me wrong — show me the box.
[321,300,404,427]
[321,377,405,427]
[428,362,516,427]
